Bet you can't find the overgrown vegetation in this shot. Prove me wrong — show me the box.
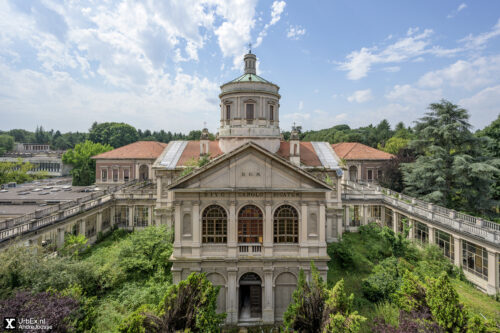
[327,223,500,332]
[0,158,48,185]
[0,226,175,332]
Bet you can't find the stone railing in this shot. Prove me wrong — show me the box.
[342,180,500,245]
[0,180,138,243]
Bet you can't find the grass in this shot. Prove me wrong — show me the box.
[452,279,500,320]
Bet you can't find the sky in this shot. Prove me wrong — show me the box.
[1,0,500,134]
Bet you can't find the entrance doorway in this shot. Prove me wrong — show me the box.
[239,273,262,320]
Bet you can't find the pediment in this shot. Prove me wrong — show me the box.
[168,143,331,191]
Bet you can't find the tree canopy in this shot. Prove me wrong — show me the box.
[401,100,500,217]
[62,140,113,186]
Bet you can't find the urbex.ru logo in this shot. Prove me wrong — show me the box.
[3,317,16,330]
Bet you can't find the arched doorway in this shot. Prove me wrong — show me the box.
[139,164,149,181]
[349,165,358,182]
[239,273,262,320]
[274,272,297,320]
[238,205,263,243]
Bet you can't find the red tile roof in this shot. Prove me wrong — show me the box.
[332,142,394,160]
[176,141,224,167]
[277,142,322,167]
[92,141,167,160]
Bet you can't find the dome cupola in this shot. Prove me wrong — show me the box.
[218,52,281,154]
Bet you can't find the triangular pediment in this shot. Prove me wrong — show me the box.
[168,142,331,191]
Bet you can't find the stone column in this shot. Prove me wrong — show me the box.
[263,268,274,324]
[80,219,86,237]
[172,268,182,284]
[428,225,435,245]
[392,210,398,234]
[228,201,237,257]
[96,211,102,233]
[148,206,153,226]
[174,202,182,253]
[192,201,200,256]
[227,268,238,324]
[380,205,386,226]
[110,205,116,227]
[264,202,273,257]
[57,228,65,248]
[453,237,462,267]
[319,203,326,256]
[408,219,415,239]
[128,206,134,228]
[345,205,350,227]
[362,205,368,225]
[300,202,308,257]
[487,251,498,295]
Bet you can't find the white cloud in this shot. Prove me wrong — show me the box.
[386,84,441,105]
[338,27,460,80]
[447,3,467,19]
[287,25,306,40]
[459,85,500,129]
[298,100,304,111]
[459,18,500,49]
[255,1,286,48]
[418,55,500,90]
[347,89,373,103]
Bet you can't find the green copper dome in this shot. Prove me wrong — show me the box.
[229,73,271,83]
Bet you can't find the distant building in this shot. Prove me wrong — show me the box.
[0,143,71,177]
[92,141,167,184]
[332,142,394,182]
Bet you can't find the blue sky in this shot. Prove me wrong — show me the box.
[1,0,500,134]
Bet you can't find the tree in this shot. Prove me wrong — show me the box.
[322,279,366,332]
[0,134,15,154]
[89,122,139,148]
[119,272,225,333]
[378,148,416,192]
[401,100,500,216]
[62,140,113,186]
[284,263,326,332]
[426,273,467,332]
[378,136,410,155]
[0,159,47,184]
[477,114,500,209]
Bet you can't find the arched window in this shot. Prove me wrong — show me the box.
[238,205,263,243]
[274,205,298,243]
[226,104,231,120]
[202,205,227,243]
[269,105,274,121]
[245,103,254,120]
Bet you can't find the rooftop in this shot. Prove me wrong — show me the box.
[332,142,394,160]
[92,141,167,160]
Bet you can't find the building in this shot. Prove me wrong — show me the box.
[93,141,167,184]
[152,51,344,324]
[0,143,71,177]
[332,142,394,182]
[0,51,498,327]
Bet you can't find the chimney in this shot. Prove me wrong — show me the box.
[289,127,300,166]
[200,127,210,156]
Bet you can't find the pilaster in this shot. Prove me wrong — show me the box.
[227,268,238,324]
[264,202,273,256]
[192,201,200,256]
[228,201,237,257]
[392,210,398,234]
[300,203,308,257]
[428,226,435,244]
[96,211,102,233]
[487,251,498,295]
[263,267,274,324]
[128,206,134,228]
[454,237,462,267]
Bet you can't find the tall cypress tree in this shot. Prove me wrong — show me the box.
[401,100,500,217]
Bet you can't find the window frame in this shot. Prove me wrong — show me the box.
[202,205,227,244]
[273,205,299,243]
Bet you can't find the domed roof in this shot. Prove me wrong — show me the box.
[228,72,271,84]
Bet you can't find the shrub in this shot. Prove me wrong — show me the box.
[328,241,355,269]
[362,257,401,302]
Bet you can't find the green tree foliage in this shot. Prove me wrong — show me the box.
[361,257,402,302]
[0,159,47,184]
[119,273,225,333]
[394,270,428,313]
[89,122,139,148]
[60,234,88,257]
[284,263,327,332]
[401,100,500,217]
[322,279,366,332]
[426,273,467,332]
[62,140,112,185]
[378,148,416,192]
[0,134,14,154]
[477,114,500,208]
[179,154,211,178]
